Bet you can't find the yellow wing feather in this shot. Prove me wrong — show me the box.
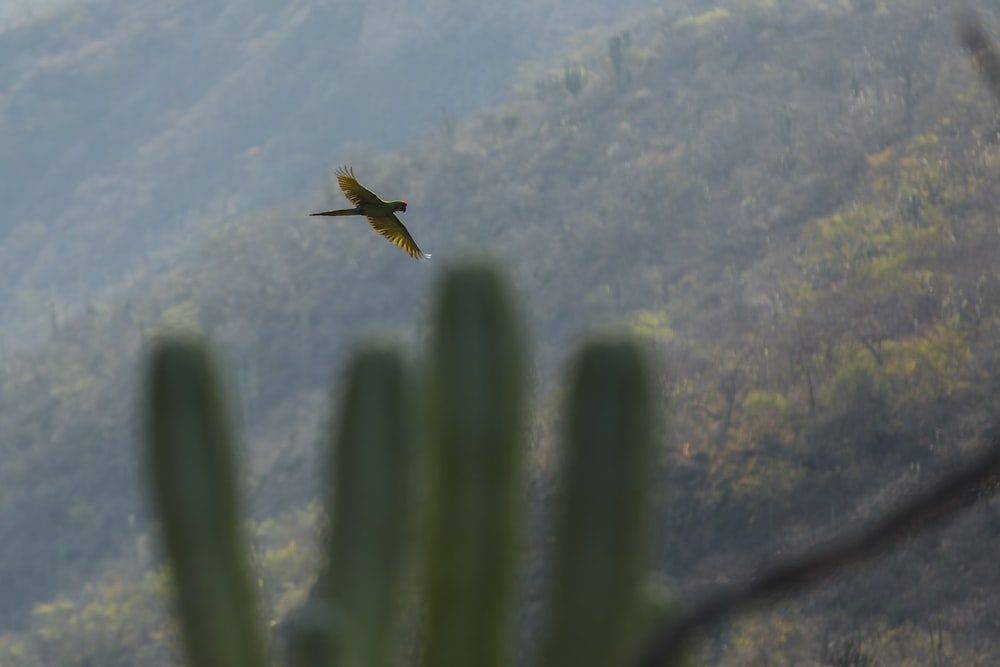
[328,166,431,260]
[335,166,383,206]
[367,214,431,260]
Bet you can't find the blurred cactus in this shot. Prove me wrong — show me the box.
[535,340,658,667]
[145,339,268,667]
[421,263,526,667]
[310,345,419,667]
[563,62,588,95]
[143,261,685,667]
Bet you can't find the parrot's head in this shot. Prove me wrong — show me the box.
[395,201,408,213]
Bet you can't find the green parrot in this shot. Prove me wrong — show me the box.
[310,167,431,260]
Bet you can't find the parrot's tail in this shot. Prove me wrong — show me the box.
[309,207,361,217]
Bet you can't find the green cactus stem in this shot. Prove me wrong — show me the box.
[144,337,267,667]
[314,344,418,667]
[535,338,658,667]
[421,262,527,667]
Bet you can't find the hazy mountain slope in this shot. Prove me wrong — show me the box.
[3,1,1000,663]
[0,0,666,342]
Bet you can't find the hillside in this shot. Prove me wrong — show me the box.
[2,0,1000,664]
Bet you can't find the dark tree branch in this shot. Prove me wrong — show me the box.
[636,426,1000,667]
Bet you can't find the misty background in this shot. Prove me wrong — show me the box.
[2,0,1000,665]
[0,0,662,342]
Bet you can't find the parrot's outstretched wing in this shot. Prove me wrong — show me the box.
[367,213,431,260]
[336,166,384,206]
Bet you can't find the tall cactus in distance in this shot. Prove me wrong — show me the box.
[609,32,631,93]
[142,260,683,667]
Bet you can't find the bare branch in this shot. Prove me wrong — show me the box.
[636,427,1000,667]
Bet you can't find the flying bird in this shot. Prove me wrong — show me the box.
[310,167,431,260]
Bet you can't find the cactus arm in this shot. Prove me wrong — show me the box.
[315,345,418,667]
[535,339,658,667]
[144,338,268,667]
[421,262,527,667]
